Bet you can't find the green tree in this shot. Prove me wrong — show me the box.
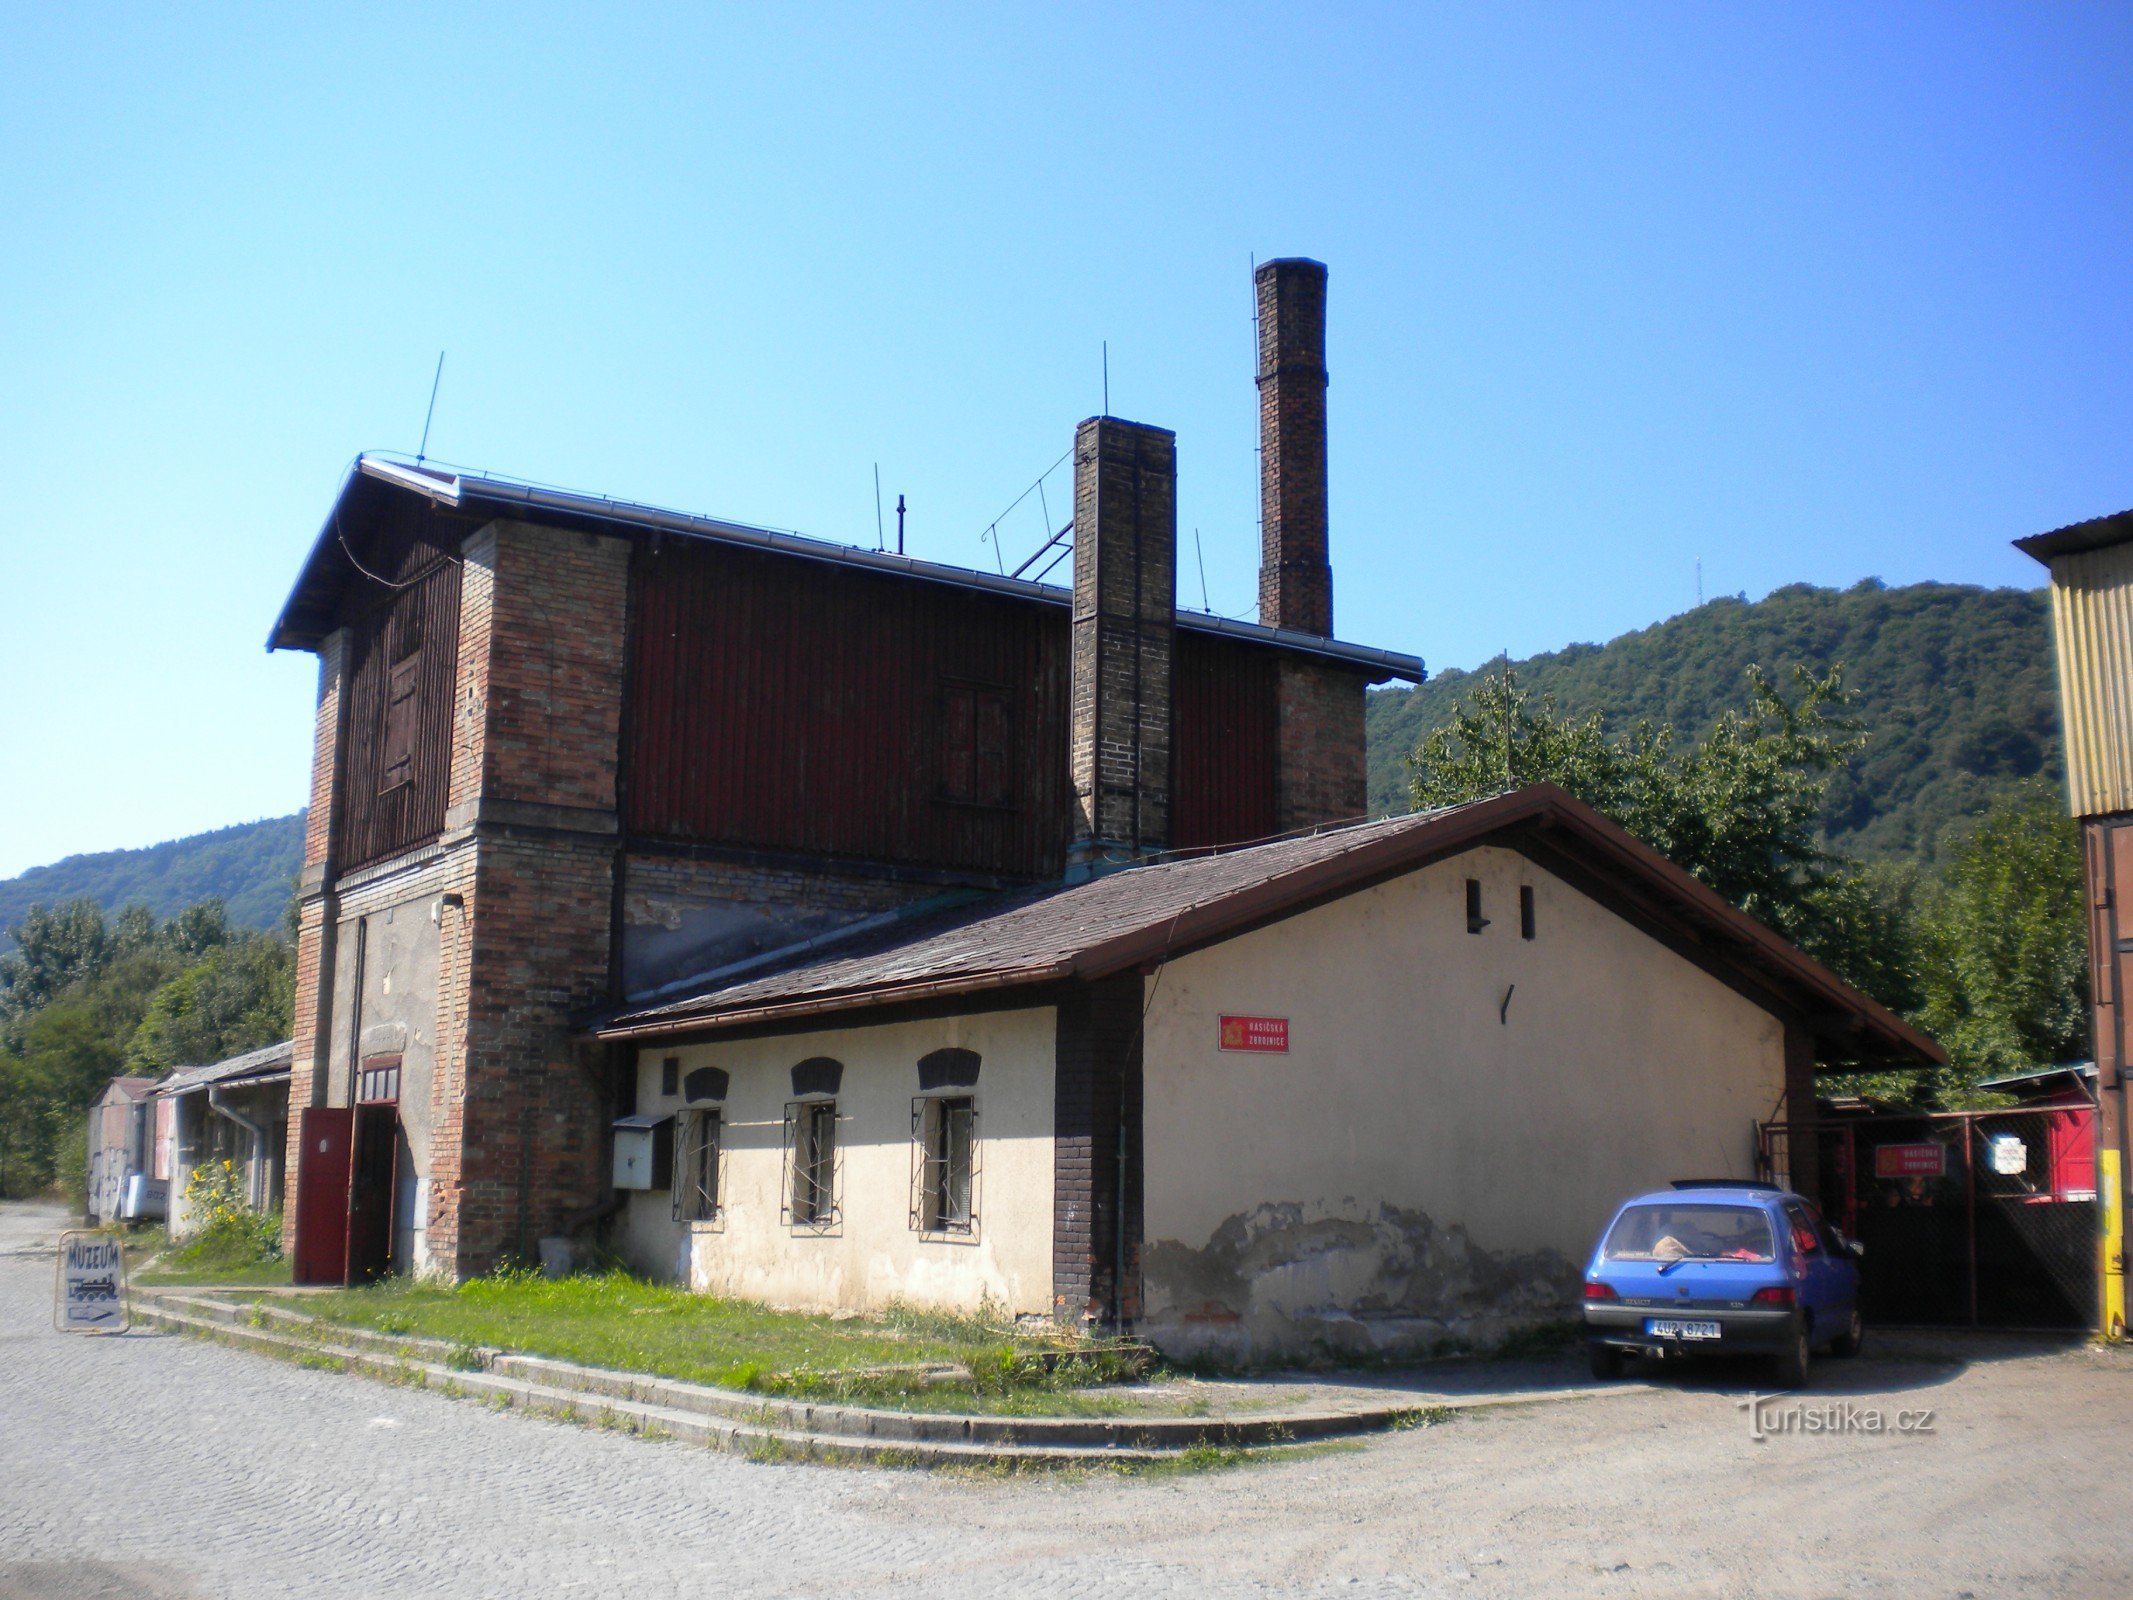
[1403,664,1912,1002]
[1915,788,2088,1094]
[0,896,293,1199]
[126,934,295,1076]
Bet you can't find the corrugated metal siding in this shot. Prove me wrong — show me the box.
[335,515,464,872]
[1171,631,1279,850]
[626,541,1073,877]
[2047,542,2133,818]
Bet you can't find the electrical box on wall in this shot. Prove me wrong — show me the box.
[612,1114,673,1191]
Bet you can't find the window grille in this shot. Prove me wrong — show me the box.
[782,1099,841,1230]
[672,1109,723,1225]
[910,1094,979,1236]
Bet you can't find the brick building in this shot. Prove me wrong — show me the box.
[271,259,1422,1285]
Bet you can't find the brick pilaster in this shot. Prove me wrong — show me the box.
[281,629,346,1250]
[1053,973,1145,1328]
[425,521,631,1275]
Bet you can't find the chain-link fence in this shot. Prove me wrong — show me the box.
[1760,1106,2097,1330]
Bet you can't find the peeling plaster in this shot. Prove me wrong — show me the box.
[1141,1201,1580,1362]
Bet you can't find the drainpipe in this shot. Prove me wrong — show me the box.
[208,1088,271,1212]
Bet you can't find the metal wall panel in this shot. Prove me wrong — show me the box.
[1171,631,1280,851]
[2046,542,2133,818]
[625,541,1074,877]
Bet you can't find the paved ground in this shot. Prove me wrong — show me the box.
[4,1200,2131,1599]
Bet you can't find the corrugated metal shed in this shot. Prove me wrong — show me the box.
[2018,508,2133,819]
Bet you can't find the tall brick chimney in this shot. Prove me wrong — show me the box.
[1069,416,1176,876]
[1255,258,1332,637]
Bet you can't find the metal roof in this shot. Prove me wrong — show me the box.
[268,454,1425,683]
[2014,507,2133,564]
[153,1040,294,1096]
[587,784,1944,1069]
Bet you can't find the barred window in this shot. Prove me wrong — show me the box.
[673,1109,722,1225]
[911,1094,977,1236]
[784,1100,839,1229]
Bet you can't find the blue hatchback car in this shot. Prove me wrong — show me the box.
[1582,1180,1865,1388]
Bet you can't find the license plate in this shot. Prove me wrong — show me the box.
[1645,1318,1721,1341]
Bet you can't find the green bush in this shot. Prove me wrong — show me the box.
[172,1158,281,1270]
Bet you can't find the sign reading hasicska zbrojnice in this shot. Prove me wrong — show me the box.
[1218,1015,1290,1053]
[55,1230,127,1334]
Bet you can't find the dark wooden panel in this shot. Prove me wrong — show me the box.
[334,503,464,872]
[625,542,1073,877]
[1172,630,1280,851]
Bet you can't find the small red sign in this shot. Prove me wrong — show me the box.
[1219,1015,1289,1053]
[1873,1142,1946,1179]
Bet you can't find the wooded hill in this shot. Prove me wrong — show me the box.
[1366,581,2059,863]
[0,813,304,944]
[0,580,2059,940]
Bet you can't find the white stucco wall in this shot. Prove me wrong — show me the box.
[1139,844,1788,1359]
[619,1007,1057,1317]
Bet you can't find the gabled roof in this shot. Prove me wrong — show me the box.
[153,1040,294,1096]
[2015,507,2133,564]
[589,784,1943,1068]
[268,454,1424,684]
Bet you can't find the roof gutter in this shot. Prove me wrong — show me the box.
[589,963,1075,1044]
[281,455,1424,682]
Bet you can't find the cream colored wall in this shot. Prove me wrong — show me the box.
[618,1007,1056,1317]
[1140,844,1787,1358]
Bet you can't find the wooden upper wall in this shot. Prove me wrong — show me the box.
[329,506,1289,879]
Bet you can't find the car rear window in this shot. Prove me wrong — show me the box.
[1601,1203,1776,1263]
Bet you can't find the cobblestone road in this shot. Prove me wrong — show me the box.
[5,1200,2132,1599]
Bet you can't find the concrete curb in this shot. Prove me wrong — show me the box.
[128,1285,1632,1470]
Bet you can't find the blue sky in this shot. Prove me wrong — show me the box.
[1,4,2127,880]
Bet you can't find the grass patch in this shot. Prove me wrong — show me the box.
[134,1256,294,1288]
[299,1269,1148,1414]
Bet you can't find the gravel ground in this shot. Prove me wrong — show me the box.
[3,1199,2129,1599]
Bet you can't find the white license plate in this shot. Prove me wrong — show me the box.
[1645,1318,1721,1340]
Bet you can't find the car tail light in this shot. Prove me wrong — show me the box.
[1583,1281,1617,1300]
[1751,1286,1796,1308]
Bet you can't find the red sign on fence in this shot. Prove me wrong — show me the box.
[1873,1142,1947,1179]
[1219,1015,1290,1053]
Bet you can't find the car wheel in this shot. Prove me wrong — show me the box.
[1829,1306,1865,1359]
[1771,1318,1811,1389]
[1588,1343,1625,1380]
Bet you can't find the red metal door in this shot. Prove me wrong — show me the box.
[292,1108,354,1285]
[345,1104,400,1284]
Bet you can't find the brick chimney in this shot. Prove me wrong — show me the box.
[1069,416,1176,875]
[1255,258,1332,637]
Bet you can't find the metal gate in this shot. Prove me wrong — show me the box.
[1759,1106,2098,1330]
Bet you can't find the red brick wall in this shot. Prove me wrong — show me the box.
[282,632,347,1252]
[1255,258,1333,638]
[425,520,632,1275]
[1275,657,1369,832]
[1070,417,1176,860]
